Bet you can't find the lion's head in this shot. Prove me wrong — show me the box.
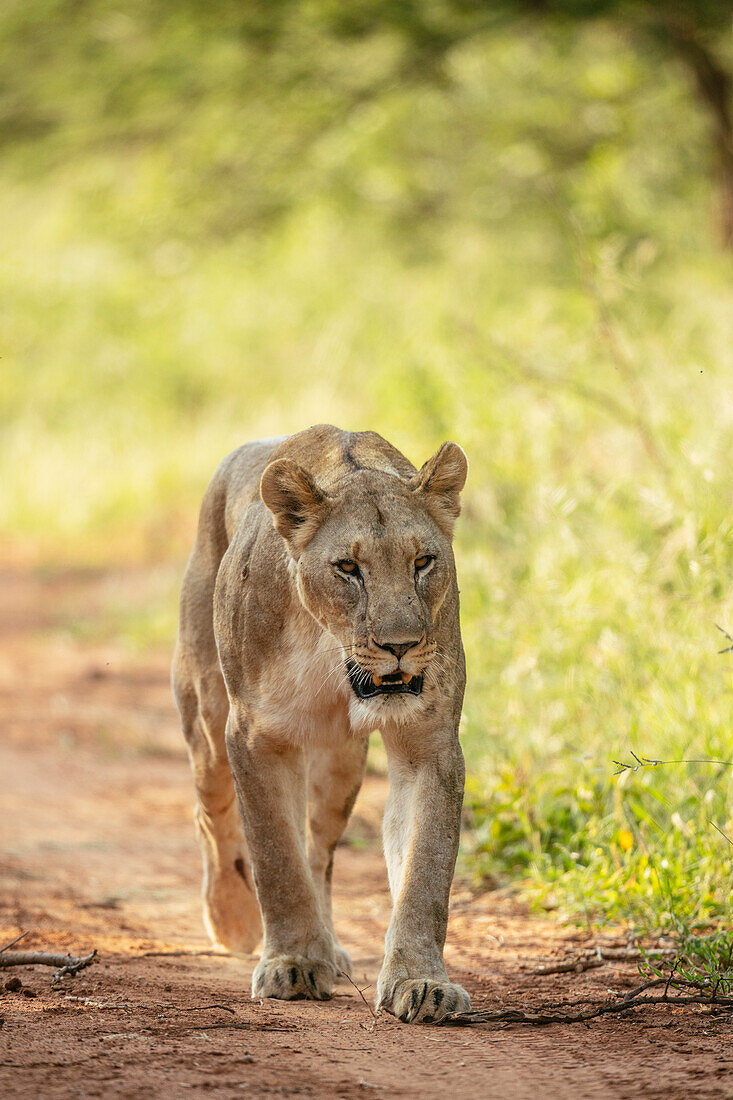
[260,441,467,717]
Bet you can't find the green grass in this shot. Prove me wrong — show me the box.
[2,1,733,932]
[642,925,733,998]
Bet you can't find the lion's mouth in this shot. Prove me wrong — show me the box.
[346,659,424,699]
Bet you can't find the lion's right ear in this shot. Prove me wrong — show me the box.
[260,459,327,554]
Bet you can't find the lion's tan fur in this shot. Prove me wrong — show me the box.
[172,425,470,1022]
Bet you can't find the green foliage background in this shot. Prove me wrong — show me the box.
[2,0,732,929]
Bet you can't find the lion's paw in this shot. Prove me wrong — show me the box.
[381,979,470,1024]
[252,955,335,1001]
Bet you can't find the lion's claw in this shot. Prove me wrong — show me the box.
[384,978,470,1024]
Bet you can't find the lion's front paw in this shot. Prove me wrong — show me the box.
[252,955,336,1001]
[380,978,470,1024]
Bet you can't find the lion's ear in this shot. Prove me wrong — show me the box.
[410,441,468,537]
[260,459,328,553]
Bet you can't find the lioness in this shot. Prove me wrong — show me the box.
[172,425,470,1023]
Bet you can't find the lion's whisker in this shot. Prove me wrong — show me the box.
[312,658,351,700]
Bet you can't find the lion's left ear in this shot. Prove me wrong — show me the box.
[409,441,468,537]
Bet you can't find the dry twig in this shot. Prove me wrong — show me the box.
[613,749,733,776]
[339,969,381,1031]
[0,949,97,980]
[0,932,29,954]
[62,995,236,1014]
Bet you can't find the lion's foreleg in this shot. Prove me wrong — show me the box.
[377,741,471,1024]
[226,714,339,1001]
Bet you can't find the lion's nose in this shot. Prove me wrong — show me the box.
[374,640,420,660]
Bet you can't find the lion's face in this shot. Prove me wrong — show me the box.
[260,443,467,711]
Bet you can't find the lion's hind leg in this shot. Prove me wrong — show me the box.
[173,558,262,953]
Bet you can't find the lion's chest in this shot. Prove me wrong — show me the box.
[251,620,354,747]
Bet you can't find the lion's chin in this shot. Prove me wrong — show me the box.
[345,659,424,700]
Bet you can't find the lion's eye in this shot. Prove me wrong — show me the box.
[336,560,360,577]
[415,555,434,573]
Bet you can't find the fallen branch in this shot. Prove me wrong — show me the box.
[533,957,604,976]
[442,984,733,1027]
[63,995,236,1014]
[0,949,97,980]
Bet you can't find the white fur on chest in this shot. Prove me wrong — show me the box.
[254,618,355,747]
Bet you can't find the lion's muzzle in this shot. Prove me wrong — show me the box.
[346,659,424,699]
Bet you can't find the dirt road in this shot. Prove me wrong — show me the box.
[1,570,731,1098]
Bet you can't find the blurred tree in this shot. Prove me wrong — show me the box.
[308,0,733,246]
[523,2,733,245]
